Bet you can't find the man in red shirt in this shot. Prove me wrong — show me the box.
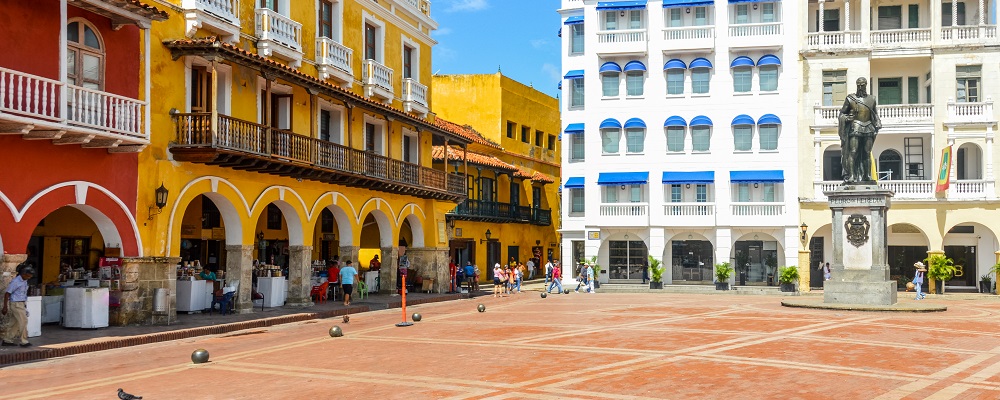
[448,259,458,293]
[547,262,563,294]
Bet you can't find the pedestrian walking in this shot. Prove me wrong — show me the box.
[547,262,563,294]
[493,263,505,297]
[544,259,554,287]
[526,258,536,280]
[823,262,832,281]
[339,260,359,306]
[2,264,34,347]
[586,264,596,293]
[514,263,523,293]
[473,264,480,292]
[575,263,589,293]
[913,262,927,300]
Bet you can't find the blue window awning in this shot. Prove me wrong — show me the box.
[564,70,584,79]
[690,115,713,126]
[663,0,715,7]
[730,0,777,3]
[600,118,622,130]
[597,0,648,11]
[624,118,646,129]
[623,60,647,72]
[757,54,781,67]
[599,62,622,74]
[730,56,755,68]
[730,170,785,183]
[564,123,585,134]
[757,114,781,125]
[690,57,713,69]
[564,16,584,25]
[664,59,687,70]
[662,171,715,184]
[731,114,755,126]
[664,116,687,127]
[597,172,649,185]
[564,177,586,188]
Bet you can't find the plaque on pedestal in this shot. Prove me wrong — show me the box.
[823,186,898,305]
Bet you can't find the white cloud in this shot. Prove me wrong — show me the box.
[434,27,453,37]
[530,39,548,49]
[541,63,560,83]
[445,0,490,12]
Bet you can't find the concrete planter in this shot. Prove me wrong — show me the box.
[779,283,796,292]
[715,283,729,291]
[649,282,663,289]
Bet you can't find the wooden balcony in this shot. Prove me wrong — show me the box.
[170,113,466,201]
[448,199,552,225]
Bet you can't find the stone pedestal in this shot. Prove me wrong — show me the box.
[114,257,180,325]
[823,186,897,305]
[380,247,399,295]
[226,245,254,314]
[286,245,313,307]
[406,247,450,293]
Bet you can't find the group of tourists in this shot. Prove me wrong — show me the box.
[492,258,526,297]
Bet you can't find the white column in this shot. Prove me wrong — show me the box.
[819,0,826,33]
[59,0,67,121]
[860,0,871,43]
[986,133,995,180]
[814,136,823,181]
[954,1,960,27]
[844,0,851,31]
[715,228,733,284]
[144,28,151,139]
[948,138,958,183]
[981,0,987,24]
[649,227,666,283]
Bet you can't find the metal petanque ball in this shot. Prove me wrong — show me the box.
[329,325,344,337]
[412,313,422,322]
[477,304,486,313]
[563,289,570,294]
[540,292,547,298]
[191,349,210,364]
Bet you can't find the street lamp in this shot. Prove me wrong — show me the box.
[800,223,808,242]
[480,229,492,244]
[147,183,169,220]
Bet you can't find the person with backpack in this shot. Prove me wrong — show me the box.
[575,263,590,293]
[547,262,563,294]
[545,259,554,286]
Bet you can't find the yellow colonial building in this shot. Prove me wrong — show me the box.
[431,74,561,281]
[140,0,471,313]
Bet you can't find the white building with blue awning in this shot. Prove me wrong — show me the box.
[558,0,802,286]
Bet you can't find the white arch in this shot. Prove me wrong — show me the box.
[69,204,124,251]
[357,198,395,226]
[887,223,930,248]
[166,176,252,254]
[401,213,425,248]
[202,192,245,247]
[308,192,359,223]
[324,205,355,247]
[3,181,143,257]
[395,203,427,226]
[265,200,305,246]
[252,186,312,221]
[361,209,394,248]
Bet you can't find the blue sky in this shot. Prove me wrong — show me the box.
[431,0,563,99]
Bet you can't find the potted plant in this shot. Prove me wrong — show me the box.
[926,254,956,294]
[992,262,1000,294]
[734,250,750,286]
[764,253,778,286]
[980,274,993,294]
[648,256,664,289]
[714,262,733,291]
[778,265,799,292]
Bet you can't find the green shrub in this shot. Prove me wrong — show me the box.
[926,254,956,282]
[715,262,734,282]
[648,256,664,283]
[778,266,799,284]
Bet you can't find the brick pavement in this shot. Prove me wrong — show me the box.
[3,290,1000,399]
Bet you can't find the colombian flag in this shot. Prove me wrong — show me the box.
[935,145,953,192]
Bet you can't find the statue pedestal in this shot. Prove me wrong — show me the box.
[823,185,897,305]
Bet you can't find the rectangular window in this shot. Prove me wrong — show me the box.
[762,183,775,202]
[190,66,213,113]
[402,46,414,79]
[625,128,644,153]
[604,12,617,30]
[510,181,520,205]
[267,204,282,230]
[319,0,334,39]
[908,4,919,28]
[759,66,778,92]
[547,134,556,150]
[602,73,619,97]
[601,129,620,154]
[604,186,618,203]
[260,0,278,12]
[761,3,775,23]
[506,121,515,138]
[571,134,585,160]
[943,2,967,26]
[733,68,752,93]
[319,109,331,142]
[535,131,543,147]
[571,79,585,107]
[822,9,840,31]
[629,10,642,29]
[691,68,710,94]
[667,69,684,95]
[907,76,919,104]
[695,7,707,25]
[758,125,778,151]
[670,185,682,202]
[571,24,584,54]
[364,23,377,60]
[666,127,685,152]
[521,126,531,143]
[691,126,710,151]
[479,177,495,202]
[629,185,642,202]
[822,70,847,106]
[734,125,752,151]
[403,134,412,163]
[626,72,643,96]
[735,4,749,24]
[737,183,750,202]
[669,8,682,27]
[957,65,981,102]
[877,6,902,29]
[365,122,377,152]
[695,185,707,202]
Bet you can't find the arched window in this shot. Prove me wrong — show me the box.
[690,116,712,152]
[600,62,621,97]
[624,118,646,154]
[624,61,646,97]
[731,56,754,93]
[957,143,983,180]
[67,20,104,90]
[878,149,903,181]
[732,114,754,152]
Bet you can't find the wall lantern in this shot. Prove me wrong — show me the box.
[147,183,169,220]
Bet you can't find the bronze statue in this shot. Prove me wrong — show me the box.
[838,77,882,184]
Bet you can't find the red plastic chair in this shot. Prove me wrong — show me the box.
[311,282,329,303]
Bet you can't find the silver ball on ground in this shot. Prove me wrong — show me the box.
[191,348,210,364]
[412,313,422,322]
[329,325,344,337]
[563,289,570,294]
[477,304,486,313]
[540,292,547,298]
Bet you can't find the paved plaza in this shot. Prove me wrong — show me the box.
[3,291,1000,399]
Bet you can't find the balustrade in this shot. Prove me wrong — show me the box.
[599,203,648,217]
[192,0,239,24]
[255,8,302,52]
[597,28,646,44]
[870,28,931,46]
[315,37,353,76]
[730,203,784,216]
[729,22,782,37]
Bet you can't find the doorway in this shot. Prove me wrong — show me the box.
[945,245,977,287]
[809,236,825,288]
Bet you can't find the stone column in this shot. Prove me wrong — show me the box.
[818,0,826,33]
[0,254,28,294]
[844,0,850,31]
[339,246,360,266]
[798,250,811,292]
[380,246,399,295]
[406,247,449,293]
[226,245,254,314]
[860,0,871,44]
[117,256,180,325]
[286,245,313,307]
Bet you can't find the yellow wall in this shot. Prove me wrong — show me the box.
[31,207,107,284]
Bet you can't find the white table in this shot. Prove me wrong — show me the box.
[257,277,286,307]
[27,296,41,337]
[176,280,207,312]
[364,271,379,294]
[63,287,109,328]
[42,295,63,324]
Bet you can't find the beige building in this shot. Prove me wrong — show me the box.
[799,0,1000,291]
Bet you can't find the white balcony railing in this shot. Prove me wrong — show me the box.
[255,8,302,52]
[815,181,934,200]
[662,26,714,41]
[870,28,932,46]
[947,98,995,124]
[0,67,146,140]
[813,103,934,126]
[949,179,994,199]
[805,31,863,49]
[600,203,648,217]
[191,0,239,24]
[731,202,784,216]
[402,78,427,107]
[729,22,782,37]
[597,28,647,44]
[941,25,998,43]
[663,203,715,216]
[363,59,394,98]
[315,37,353,76]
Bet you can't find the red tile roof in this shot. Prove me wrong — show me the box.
[432,119,501,149]
[531,172,555,184]
[80,0,169,21]
[432,146,515,171]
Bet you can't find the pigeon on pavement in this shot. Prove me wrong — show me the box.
[118,388,142,400]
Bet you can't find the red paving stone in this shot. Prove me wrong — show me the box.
[3,293,1000,399]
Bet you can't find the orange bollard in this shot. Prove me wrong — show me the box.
[396,270,413,327]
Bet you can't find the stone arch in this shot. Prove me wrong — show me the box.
[942,221,998,281]
[396,204,426,248]
[957,142,984,180]
[596,230,650,281]
[887,223,930,248]
[250,199,305,246]
[661,231,715,284]
[822,144,842,181]
[308,192,358,246]
[361,209,394,248]
[167,178,247,256]
[730,231,785,284]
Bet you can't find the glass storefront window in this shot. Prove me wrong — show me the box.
[608,240,648,281]
[671,240,714,283]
